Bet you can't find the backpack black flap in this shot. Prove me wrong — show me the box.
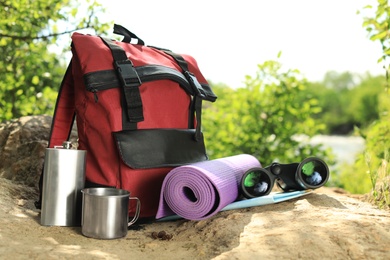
[113,129,208,169]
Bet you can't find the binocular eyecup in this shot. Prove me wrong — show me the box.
[240,157,329,199]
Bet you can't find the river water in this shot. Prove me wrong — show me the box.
[311,135,365,165]
[297,135,365,169]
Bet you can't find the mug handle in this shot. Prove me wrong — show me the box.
[128,197,141,226]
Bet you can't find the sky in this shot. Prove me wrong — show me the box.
[98,0,384,88]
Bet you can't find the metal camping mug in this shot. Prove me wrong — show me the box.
[81,187,141,239]
[40,142,86,226]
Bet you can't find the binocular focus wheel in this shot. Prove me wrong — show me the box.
[270,163,282,175]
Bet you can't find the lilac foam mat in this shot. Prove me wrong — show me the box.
[157,190,312,222]
[155,154,261,220]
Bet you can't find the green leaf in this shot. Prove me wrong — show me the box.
[16,89,23,96]
[370,30,388,41]
[0,38,7,46]
[31,75,39,85]
[71,8,78,17]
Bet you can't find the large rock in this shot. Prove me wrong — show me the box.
[1,181,390,259]
[0,116,51,187]
[0,119,389,259]
[0,115,77,187]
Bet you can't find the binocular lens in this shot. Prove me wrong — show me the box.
[298,158,329,188]
[241,169,272,198]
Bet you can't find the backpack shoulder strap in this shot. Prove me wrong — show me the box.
[47,62,76,148]
[162,50,205,141]
[35,61,76,209]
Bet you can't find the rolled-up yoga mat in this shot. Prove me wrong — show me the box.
[155,154,261,220]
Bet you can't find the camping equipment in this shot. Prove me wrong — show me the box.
[240,167,274,198]
[81,187,140,239]
[40,142,86,226]
[240,157,329,198]
[156,154,261,221]
[158,190,312,222]
[35,24,217,218]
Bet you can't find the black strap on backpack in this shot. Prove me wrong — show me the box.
[162,50,205,141]
[100,34,207,141]
[100,37,143,131]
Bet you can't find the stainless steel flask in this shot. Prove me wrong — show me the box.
[40,141,86,226]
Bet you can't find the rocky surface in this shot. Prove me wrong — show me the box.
[0,115,77,187]
[0,180,389,259]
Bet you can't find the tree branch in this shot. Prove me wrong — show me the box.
[0,26,93,41]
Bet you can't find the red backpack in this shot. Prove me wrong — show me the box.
[36,24,217,218]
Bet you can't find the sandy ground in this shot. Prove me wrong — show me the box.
[0,177,389,260]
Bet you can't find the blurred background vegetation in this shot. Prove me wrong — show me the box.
[0,0,388,208]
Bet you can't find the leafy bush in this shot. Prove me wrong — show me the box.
[298,72,385,135]
[336,91,390,196]
[203,59,333,166]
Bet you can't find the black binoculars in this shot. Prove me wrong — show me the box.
[240,157,329,198]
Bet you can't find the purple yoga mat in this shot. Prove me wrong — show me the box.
[155,154,261,220]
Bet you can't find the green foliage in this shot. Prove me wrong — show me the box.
[304,79,351,134]
[362,0,390,67]
[331,0,389,197]
[343,105,390,198]
[322,71,358,90]
[338,160,373,194]
[328,0,389,197]
[300,72,385,135]
[363,0,390,207]
[348,75,385,125]
[0,0,111,122]
[342,0,390,205]
[203,59,332,166]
